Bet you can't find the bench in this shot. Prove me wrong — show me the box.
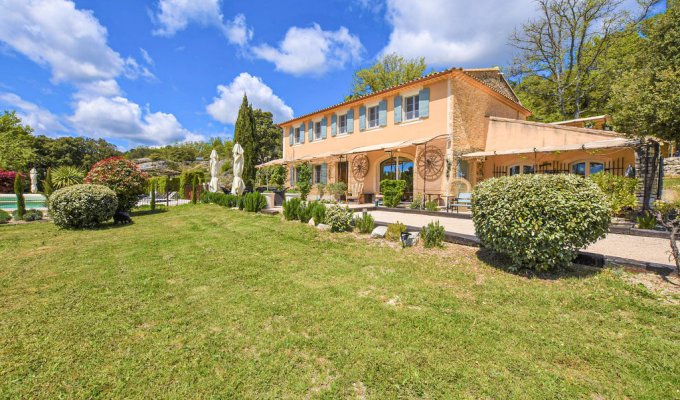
[448,192,472,213]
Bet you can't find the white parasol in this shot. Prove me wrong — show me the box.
[208,149,220,192]
[231,143,245,196]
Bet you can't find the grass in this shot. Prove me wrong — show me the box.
[0,205,678,398]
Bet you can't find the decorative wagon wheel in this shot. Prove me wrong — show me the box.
[351,154,369,181]
[417,148,445,181]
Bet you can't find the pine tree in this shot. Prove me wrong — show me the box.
[14,173,26,220]
[233,94,256,189]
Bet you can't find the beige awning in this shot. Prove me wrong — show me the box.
[385,133,447,150]
[256,158,284,168]
[298,151,335,161]
[461,138,637,158]
[332,140,406,156]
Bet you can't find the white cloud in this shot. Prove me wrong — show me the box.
[152,0,252,45]
[69,96,195,145]
[381,0,536,66]
[207,73,293,124]
[0,92,65,134]
[0,0,125,83]
[251,24,363,76]
[140,48,154,65]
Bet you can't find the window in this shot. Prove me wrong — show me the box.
[314,121,322,140]
[368,105,379,128]
[404,94,420,120]
[314,165,322,183]
[294,127,302,144]
[571,161,604,176]
[338,114,347,134]
[508,164,534,176]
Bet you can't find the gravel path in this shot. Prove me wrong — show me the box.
[367,210,674,267]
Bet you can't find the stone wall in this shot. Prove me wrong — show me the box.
[663,157,680,176]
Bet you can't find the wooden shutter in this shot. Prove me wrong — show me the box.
[359,106,366,131]
[299,123,305,143]
[289,127,293,145]
[378,100,387,127]
[347,109,354,133]
[419,88,430,117]
[331,114,337,137]
[321,117,327,139]
[394,96,402,123]
[308,121,314,142]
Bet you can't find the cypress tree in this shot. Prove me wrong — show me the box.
[233,94,256,189]
[14,173,26,220]
[150,180,156,210]
[191,175,198,204]
[43,168,54,198]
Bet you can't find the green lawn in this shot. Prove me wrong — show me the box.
[0,206,678,398]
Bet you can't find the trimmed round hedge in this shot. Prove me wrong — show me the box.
[472,174,611,270]
[49,184,118,229]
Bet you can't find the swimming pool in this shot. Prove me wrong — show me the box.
[0,194,47,210]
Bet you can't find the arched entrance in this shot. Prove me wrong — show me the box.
[379,156,414,199]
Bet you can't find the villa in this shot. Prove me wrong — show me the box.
[260,67,642,204]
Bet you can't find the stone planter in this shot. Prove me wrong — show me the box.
[285,192,301,202]
[262,192,275,209]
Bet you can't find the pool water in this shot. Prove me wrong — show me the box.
[0,194,47,210]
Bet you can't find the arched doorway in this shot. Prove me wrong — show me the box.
[379,156,414,199]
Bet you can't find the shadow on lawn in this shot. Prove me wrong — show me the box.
[475,248,602,280]
[131,208,168,217]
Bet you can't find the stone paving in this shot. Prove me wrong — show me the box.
[366,210,674,267]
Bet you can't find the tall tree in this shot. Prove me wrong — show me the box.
[252,109,283,165]
[347,53,427,100]
[610,1,680,142]
[509,0,630,120]
[233,94,256,188]
[0,111,35,171]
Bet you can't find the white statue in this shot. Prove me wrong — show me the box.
[29,168,38,193]
[231,143,246,196]
[208,149,220,193]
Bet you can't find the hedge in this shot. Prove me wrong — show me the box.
[49,184,118,228]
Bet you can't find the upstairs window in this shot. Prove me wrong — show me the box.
[338,114,347,134]
[368,105,379,128]
[294,127,302,144]
[314,121,322,140]
[404,94,420,120]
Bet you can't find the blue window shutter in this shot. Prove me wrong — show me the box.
[289,166,295,186]
[378,100,387,127]
[308,121,314,142]
[457,160,468,179]
[321,163,327,184]
[331,114,337,137]
[419,88,430,117]
[321,117,327,139]
[394,96,402,123]
[347,109,354,133]
[289,127,293,145]
[299,123,305,143]
[359,106,366,131]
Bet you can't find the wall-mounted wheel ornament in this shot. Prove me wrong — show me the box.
[352,154,369,181]
[417,148,444,181]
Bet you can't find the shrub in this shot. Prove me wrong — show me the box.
[14,173,26,220]
[296,163,313,200]
[283,197,302,221]
[588,173,637,215]
[354,212,375,234]
[0,171,24,193]
[654,200,680,222]
[16,209,43,222]
[385,221,407,241]
[410,194,423,209]
[311,202,326,225]
[424,200,439,211]
[150,180,156,210]
[421,221,445,248]
[270,165,286,191]
[43,168,54,198]
[51,165,85,189]
[472,174,610,270]
[380,179,406,207]
[327,182,347,200]
[243,192,267,212]
[0,209,10,224]
[636,211,657,229]
[179,169,205,199]
[85,157,147,212]
[316,183,326,199]
[325,205,354,232]
[201,192,241,208]
[49,184,118,228]
[297,201,313,223]
[191,175,199,204]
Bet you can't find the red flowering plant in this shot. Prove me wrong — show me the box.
[0,171,26,193]
[85,157,148,211]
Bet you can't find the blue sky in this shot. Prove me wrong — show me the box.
[0,0,649,149]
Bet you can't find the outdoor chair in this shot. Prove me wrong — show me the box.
[448,192,472,213]
[346,182,364,204]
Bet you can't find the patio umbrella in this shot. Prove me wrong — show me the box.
[231,143,246,196]
[208,149,220,193]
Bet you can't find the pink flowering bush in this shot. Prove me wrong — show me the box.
[0,171,25,193]
[85,157,147,211]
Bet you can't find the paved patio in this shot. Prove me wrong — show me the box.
[366,210,674,267]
